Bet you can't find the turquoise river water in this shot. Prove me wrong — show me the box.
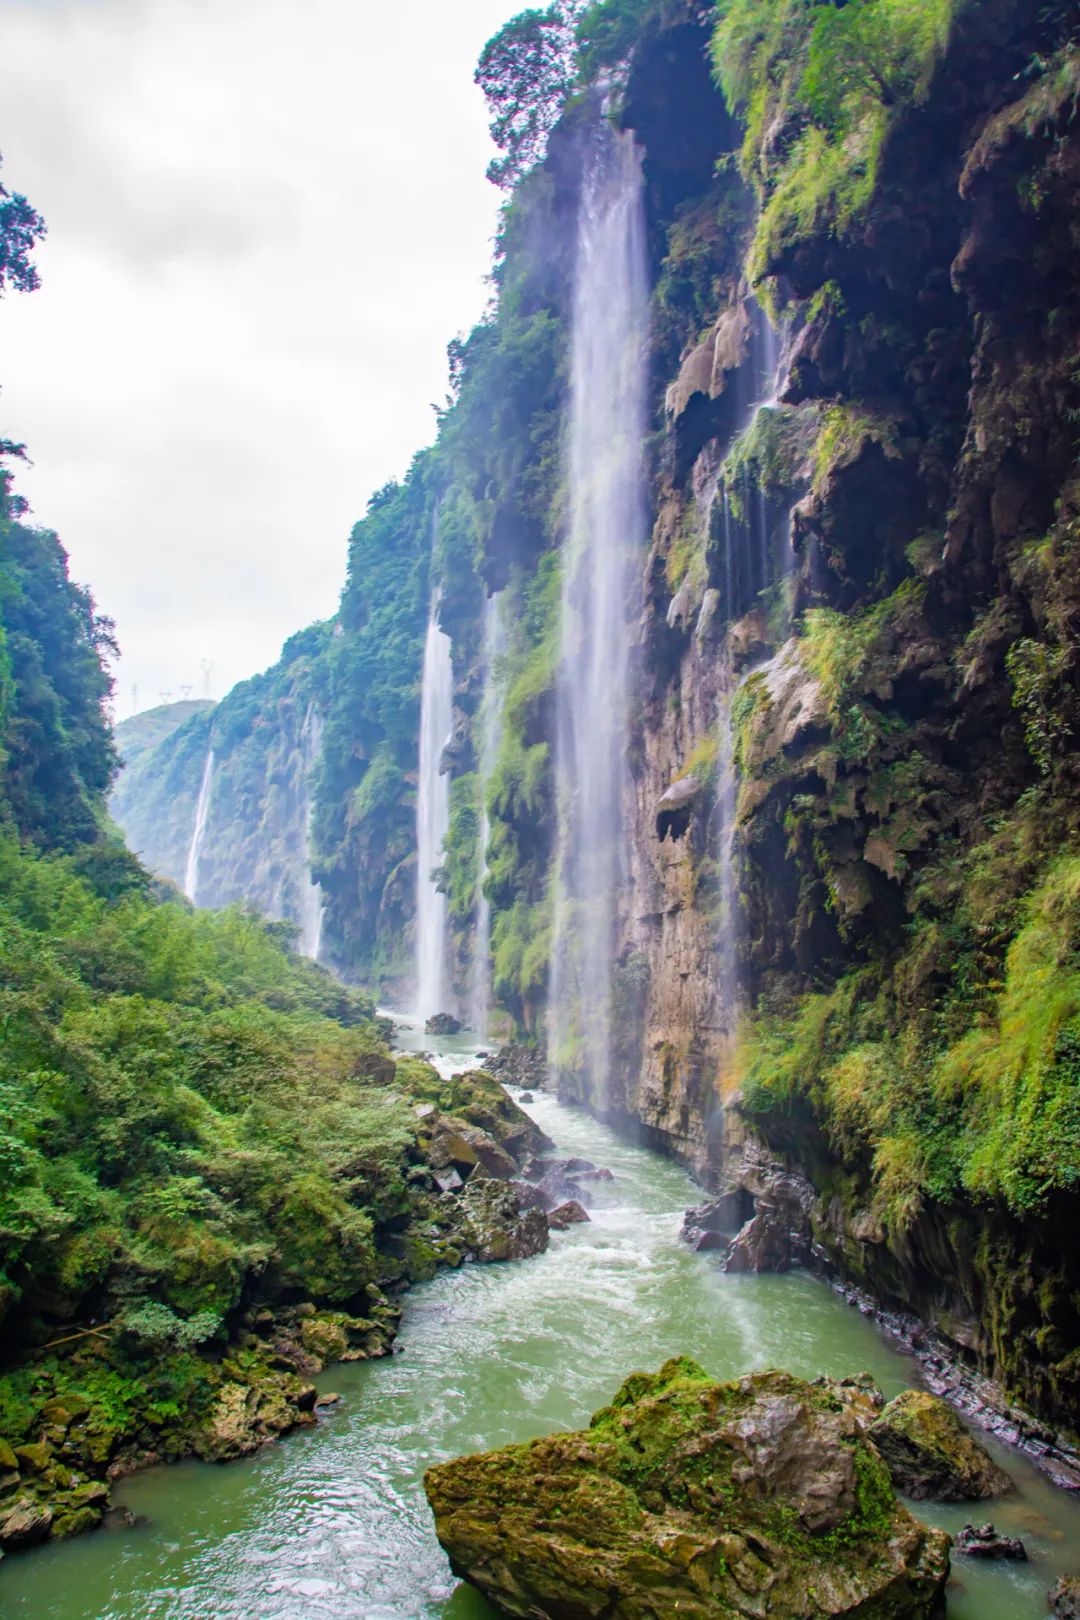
[1,1017,1077,1618]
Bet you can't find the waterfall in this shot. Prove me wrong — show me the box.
[713,304,792,1045]
[470,593,505,1036]
[416,600,453,1020]
[183,748,215,904]
[550,127,649,1104]
[298,705,325,962]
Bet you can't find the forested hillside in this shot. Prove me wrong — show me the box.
[0,385,547,1543]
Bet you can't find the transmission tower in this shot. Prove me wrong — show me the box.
[179,684,193,700]
[201,658,214,700]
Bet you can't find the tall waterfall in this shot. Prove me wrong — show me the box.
[470,593,505,1035]
[298,705,324,962]
[183,748,215,904]
[550,128,649,1103]
[415,600,453,1020]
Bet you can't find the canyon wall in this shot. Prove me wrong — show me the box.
[113,0,1080,1432]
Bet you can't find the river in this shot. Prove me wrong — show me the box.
[2,1018,1077,1618]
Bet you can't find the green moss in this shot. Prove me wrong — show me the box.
[713,0,956,284]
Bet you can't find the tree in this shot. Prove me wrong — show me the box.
[475,7,575,189]
[801,0,951,129]
[0,155,46,296]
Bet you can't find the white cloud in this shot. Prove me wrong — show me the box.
[0,0,514,711]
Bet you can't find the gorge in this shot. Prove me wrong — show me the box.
[113,0,1080,1453]
[5,0,1080,1613]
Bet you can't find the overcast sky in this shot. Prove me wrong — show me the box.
[0,0,515,715]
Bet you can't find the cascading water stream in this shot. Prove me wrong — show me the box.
[297,705,325,962]
[470,593,505,1036]
[183,747,215,904]
[711,303,792,1052]
[550,125,649,1105]
[415,600,453,1021]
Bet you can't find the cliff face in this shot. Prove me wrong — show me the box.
[606,0,1080,1432]
[111,625,331,948]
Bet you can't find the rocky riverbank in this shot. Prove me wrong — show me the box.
[0,1058,576,1557]
[678,1136,1080,1498]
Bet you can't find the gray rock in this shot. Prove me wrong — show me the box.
[0,1498,54,1547]
[955,1521,1026,1560]
[460,1179,549,1263]
[1050,1575,1080,1618]
[547,1200,590,1230]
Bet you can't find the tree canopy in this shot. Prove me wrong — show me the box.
[475,7,576,189]
[0,154,46,296]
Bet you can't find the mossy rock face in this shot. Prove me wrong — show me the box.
[868,1391,1012,1502]
[425,1360,950,1619]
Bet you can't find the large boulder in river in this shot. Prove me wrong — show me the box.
[425,1359,950,1619]
[868,1390,1012,1501]
[401,1059,553,1166]
[457,1178,549,1263]
[425,1012,462,1035]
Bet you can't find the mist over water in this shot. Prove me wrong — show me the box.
[182,747,215,904]
[550,126,648,1103]
[416,603,453,1020]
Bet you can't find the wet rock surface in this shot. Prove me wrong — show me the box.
[1050,1574,1080,1617]
[546,1199,590,1230]
[425,1358,951,1620]
[485,1043,547,1093]
[424,1012,462,1035]
[954,1521,1027,1561]
[868,1390,1012,1502]
[454,1179,549,1264]
[679,1192,746,1251]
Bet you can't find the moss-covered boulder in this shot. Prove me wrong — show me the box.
[868,1391,1012,1502]
[425,1359,950,1619]
[454,1179,550,1264]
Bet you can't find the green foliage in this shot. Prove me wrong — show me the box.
[800,579,925,719]
[0,156,46,297]
[441,773,482,923]
[713,0,955,282]
[574,0,657,80]
[800,0,953,126]
[0,832,413,1344]
[0,513,118,849]
[810,403,903,496]
[685,733,720,787]
[1006,636,1072,775]
[739,816,1080,1226]
[723,403,816,518]
[476,8,575,190]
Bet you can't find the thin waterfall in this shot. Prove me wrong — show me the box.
[550,126,649,1104]
[416,599,453,1020]
[183,747,215,904]
[470,593,505,1036]
[298,704,324,962]
[713,305,793,1052]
